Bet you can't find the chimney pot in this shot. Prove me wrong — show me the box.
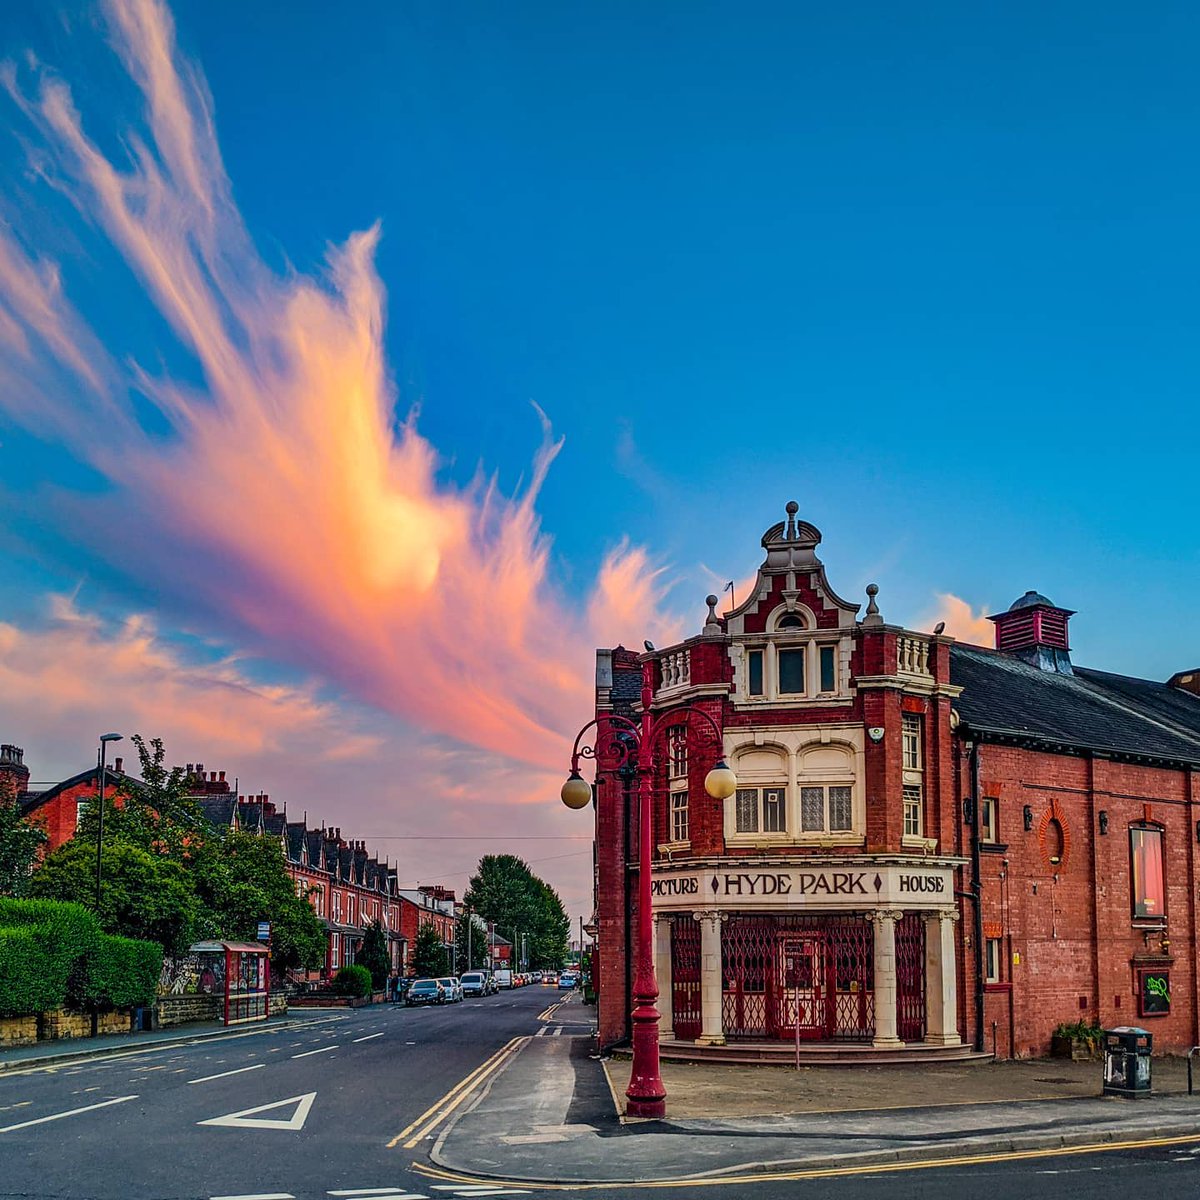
[187,764,194,774]
[218,771,225,782]
[196,763,204,775]
[209,771,216,782]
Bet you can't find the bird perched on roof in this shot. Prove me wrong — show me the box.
[644,640,655,652]
[933,621,946,635]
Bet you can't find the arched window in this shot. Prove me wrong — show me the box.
[777,613,805,629]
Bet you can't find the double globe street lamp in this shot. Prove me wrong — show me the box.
[561,674,736,1118]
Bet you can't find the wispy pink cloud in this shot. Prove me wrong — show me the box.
[0,593,591,910]
[0,0,672,774]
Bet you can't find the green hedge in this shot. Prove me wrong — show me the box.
[332,964,372,998]
[83,935,162,1010]
[0,899,162,1016]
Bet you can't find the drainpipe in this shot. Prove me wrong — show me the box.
[968,738,985,1052]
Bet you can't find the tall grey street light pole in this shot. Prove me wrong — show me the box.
[95,733,123,911]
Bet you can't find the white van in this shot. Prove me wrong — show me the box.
[494,969,513,989]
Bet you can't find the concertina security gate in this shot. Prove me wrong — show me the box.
[670,912,926,1043]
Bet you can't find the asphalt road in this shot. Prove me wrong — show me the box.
[0,983,555,1200]
[3,986,1199,1200]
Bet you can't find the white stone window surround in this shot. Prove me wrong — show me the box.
[730,605,853,706]
[723,725,865,847]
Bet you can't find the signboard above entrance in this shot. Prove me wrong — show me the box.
[649,861,960,912]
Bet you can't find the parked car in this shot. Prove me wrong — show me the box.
[558,972,577,990]
[438,976,463,1002]
[543,972,558,985]
[485,973,500,994]
[406,978,445,1006]
[460,971,488,998]
[494,969,513,989]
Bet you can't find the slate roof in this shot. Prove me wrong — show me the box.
[951,644,1200,766]
[195,796,238,829]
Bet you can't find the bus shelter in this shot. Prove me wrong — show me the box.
[189,940,271,1026]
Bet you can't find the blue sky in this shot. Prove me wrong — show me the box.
[1,1,1197,915]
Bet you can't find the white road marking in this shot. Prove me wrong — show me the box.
[405,1041,416,1045]
[189,1064,266,1084]
[210,1193,295,1200]
[328,1190,425,1197]
[198,1091,316,1131]
[0,1094,138,1133]
[352,1033,385,1043]
[553,1028,562,1037]
[292,1045,338,1059]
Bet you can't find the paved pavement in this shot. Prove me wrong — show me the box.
[432,1001,1200,1184]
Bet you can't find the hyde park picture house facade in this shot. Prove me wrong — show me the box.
[591,503,1200,1060]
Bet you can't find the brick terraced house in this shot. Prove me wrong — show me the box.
[5,752,448,983]
[592,503,1200,1059]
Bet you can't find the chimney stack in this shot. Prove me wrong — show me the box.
[114,757,123,773]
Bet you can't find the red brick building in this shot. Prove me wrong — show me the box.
[592,503,1200,1058]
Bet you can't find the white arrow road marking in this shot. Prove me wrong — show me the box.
[189,1064,265,1084]
[0,1095,138,1133]
[198,1092,316,1131]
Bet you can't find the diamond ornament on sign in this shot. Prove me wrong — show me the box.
[873,874,883,891]
[710,876,720,893]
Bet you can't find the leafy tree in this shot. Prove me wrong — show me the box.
[0,779,46,897]
[192,830,325,974]
[357,920,390,989]
[412,921,449,978]
[464,855,570,970]
[28,839,199,956]
[455,910,489,972]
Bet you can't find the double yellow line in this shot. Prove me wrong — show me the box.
[387,1036,528,1151]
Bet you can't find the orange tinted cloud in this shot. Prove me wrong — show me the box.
[0,0,674,772]
[920,593,995,646]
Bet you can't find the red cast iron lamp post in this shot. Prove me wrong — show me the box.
[561,678,736,1119]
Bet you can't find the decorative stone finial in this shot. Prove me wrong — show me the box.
[704,593,721,632]
[785,499,798,539]
[862,582,883,627]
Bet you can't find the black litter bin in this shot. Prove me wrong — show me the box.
[1102,1026,1153,1097]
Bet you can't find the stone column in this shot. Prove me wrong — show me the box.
[655,914,675,1039]
[923,908,962,1045]
[693,910,726,1046]
[870,908,904,1049]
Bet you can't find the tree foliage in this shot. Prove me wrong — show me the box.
[412,921,449,978]
[31,734,325,974]
[0,779,47,898]
[357,920,390,989]
[454,911,489,972]
[333,964,372,997]
[464,855,570,969]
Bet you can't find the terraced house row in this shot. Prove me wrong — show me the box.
[0,748,457,981]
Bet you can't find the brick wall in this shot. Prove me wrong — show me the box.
[968,744,1199,1057]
